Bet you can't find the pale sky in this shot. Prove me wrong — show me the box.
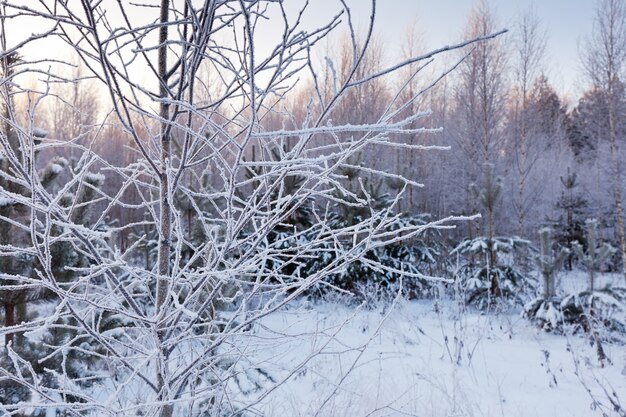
[6,0,597,101]
[319,0,596,101]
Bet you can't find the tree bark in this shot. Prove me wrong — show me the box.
[607,87,626,283]
[4,302,14,346]
[542,273,550,299]
[156,1,173,416]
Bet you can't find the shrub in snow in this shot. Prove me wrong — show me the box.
[573,219,616,292]
[303,212,441,302]
[524,297,565,331]
[238,158,444,303]
[526,220,626,368]
[525,285,626,362]
[0,2,505,415]
[452,236,536,309]
[564,221,625,343]
[550,167,589,270]
[559,286,626,336]
[524,228,569,330]
[0,67,112,408]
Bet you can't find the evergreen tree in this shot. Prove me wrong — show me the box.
[564,107,592,159]
[553,167,588,269]
[451,235,535,309]
[536,228,569,299]
[0,52,69,347]
[572,219,615,292]
[470,163,502,277]
[453,163,539,309]
[525,220,626,349]
[523,228,569,331]
[565,219,624,364]
[0,52,109,409]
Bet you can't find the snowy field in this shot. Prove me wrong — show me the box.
[238,273,626,417]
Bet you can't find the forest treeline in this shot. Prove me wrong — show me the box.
[23,2,626,273]
[1,0,626,414]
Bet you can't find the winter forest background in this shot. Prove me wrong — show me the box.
[1,0,626,416]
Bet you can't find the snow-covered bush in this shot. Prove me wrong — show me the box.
[549,167,589,270]
[525,286,626,338]
[452,236,537,309]
[0,2,506,415]
[573,219,617,291]
[526,220,626,349]
[560,287,626,335]
[303,214,442,302]
[524,228,569,330]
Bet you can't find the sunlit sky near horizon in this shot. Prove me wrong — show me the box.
[6,0,597,102]
[327,0,596,102]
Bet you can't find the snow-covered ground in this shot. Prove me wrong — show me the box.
[10,271,625,417]
[242,273,626,417]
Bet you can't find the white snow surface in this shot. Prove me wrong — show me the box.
[22,271,625,416]
[244,297,626,417]
[32,127,48,138]
[0,196,14,207]
[50,163,64,175]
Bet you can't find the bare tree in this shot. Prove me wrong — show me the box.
[582,0,626,281]
[507,6,547,237]
[392,22,431,214]
[42,63,101,155]
[0,1,503,416]
[450,0,508,239]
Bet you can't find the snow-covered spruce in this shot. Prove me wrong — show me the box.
[452,236,536,309]
[524,227,568,331]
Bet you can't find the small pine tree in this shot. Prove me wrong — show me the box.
[0,52,70,347]
[572,219,615,292]
[536,228,569,299]
[451,236,535,309]
[454,164,537,309]
[0,52,109,408]
[553,167,588,269]
[523,228,569,331]
[525,221,626,348]
[470,163,502,269]
[563,219,624,364]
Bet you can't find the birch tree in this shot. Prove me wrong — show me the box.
[451,0,508,237]
[582,0,626,281]
[0,1,503,416]
[507,7,547,237]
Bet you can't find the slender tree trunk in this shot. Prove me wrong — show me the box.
[156,1,173,416]
[14,301,25,347]
[488,210,497,267]
[487,209,500,296]
[608,96,626,283]
[542,273,550,299]
[4,302,14,346]
[517,175,525,237]
[567,200,573,270]
[517,92,528,239]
